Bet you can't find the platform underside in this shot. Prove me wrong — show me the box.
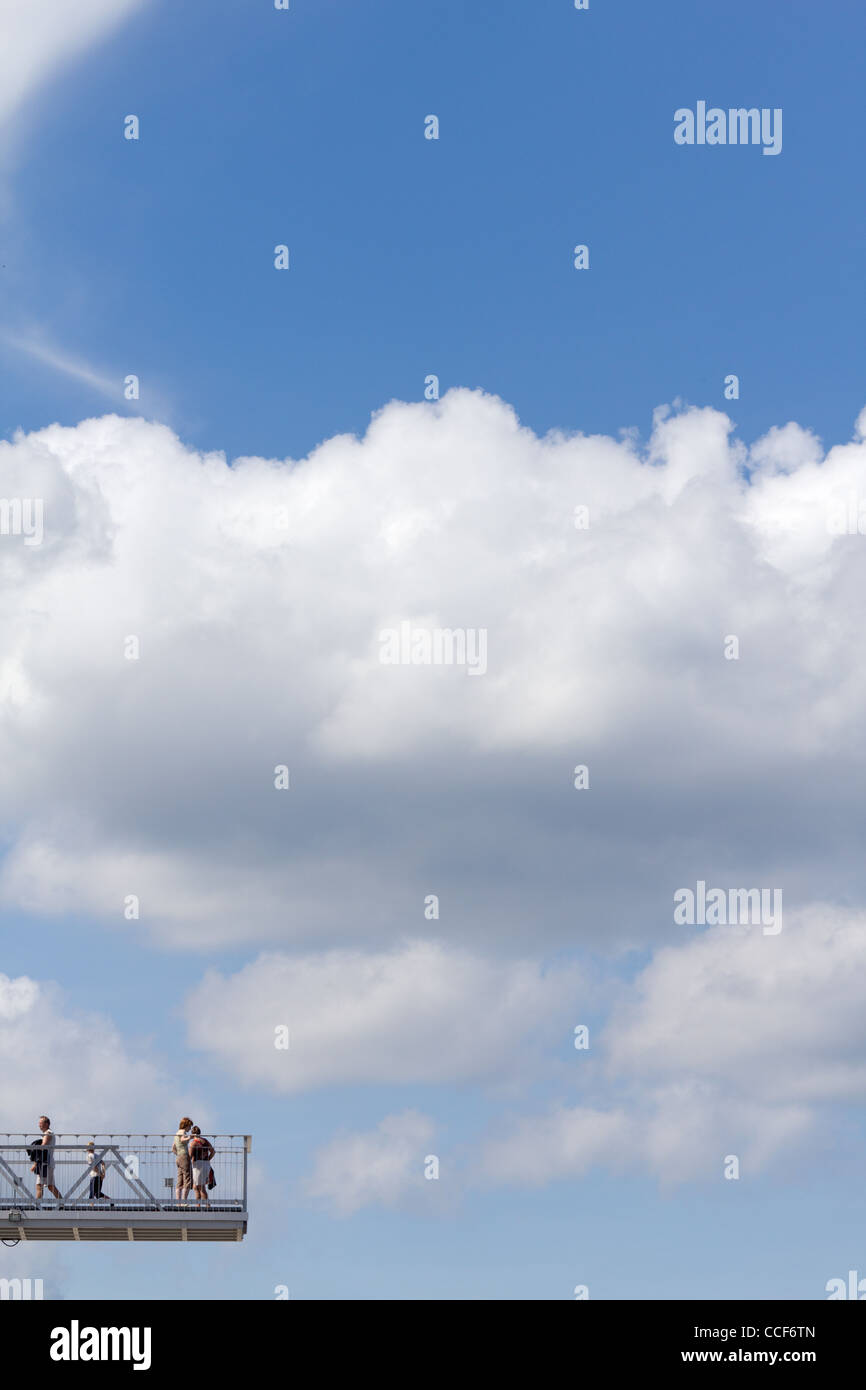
[1,1205,248,1242]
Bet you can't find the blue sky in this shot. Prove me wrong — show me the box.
[3,0,864,461]
[1,0,866,1302]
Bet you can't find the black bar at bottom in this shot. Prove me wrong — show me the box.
[0,1298,861,1375]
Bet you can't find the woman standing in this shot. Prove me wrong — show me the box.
[172,1118,193,1204]
[188,1127,215,1208]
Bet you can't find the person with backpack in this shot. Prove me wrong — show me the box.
[187,1127,215,1207]
[29,1115,62,1203]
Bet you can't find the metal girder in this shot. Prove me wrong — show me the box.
[0,1154,30,1197]
[63,1146,159,1206]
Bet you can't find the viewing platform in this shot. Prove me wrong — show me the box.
[0,1134,250,1242]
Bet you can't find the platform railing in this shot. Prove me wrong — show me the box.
[0,1134,251,1213]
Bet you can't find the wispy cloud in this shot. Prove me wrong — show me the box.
[0,0,150,137]
[3,331,125,404]
[2,329,176,421]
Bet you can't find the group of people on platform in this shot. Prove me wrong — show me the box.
[26,1114,217,1209]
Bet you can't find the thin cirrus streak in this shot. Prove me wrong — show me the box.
[2,332,125,402]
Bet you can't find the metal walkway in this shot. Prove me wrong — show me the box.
[1,1134,251,1242]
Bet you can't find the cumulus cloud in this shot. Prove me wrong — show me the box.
[605,903,866,1104]
[479,905,866,1188]
[1,392,866,951]
[303,1111,437,1215]
[0,970,194,1132]
[185,941,582,1090]
[187,904,866,1205]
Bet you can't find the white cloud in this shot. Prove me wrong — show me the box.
[0,973,39,1020]
[0,970,195,1132]
[191,904,866,1205]
[303,1111,437,1215]
[1,393,866,950]
[0,1,156,413]
[479,1105,633,1187]
[185,941,582,1090]
[480,905,866,1187]
[605,903,866,1106]
[2,389,863,1209]
[0,0,148,134]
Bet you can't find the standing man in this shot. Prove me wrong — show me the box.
[31,1115,62,1203]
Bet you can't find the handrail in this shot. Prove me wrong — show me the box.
[0,1133,251,1212]
[0,1134,250,1139]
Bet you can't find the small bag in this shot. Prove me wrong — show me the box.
[207,1167,216,1189]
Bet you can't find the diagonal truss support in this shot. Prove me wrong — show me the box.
[0,1153,31,1198]
[62,1146,159,1205]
